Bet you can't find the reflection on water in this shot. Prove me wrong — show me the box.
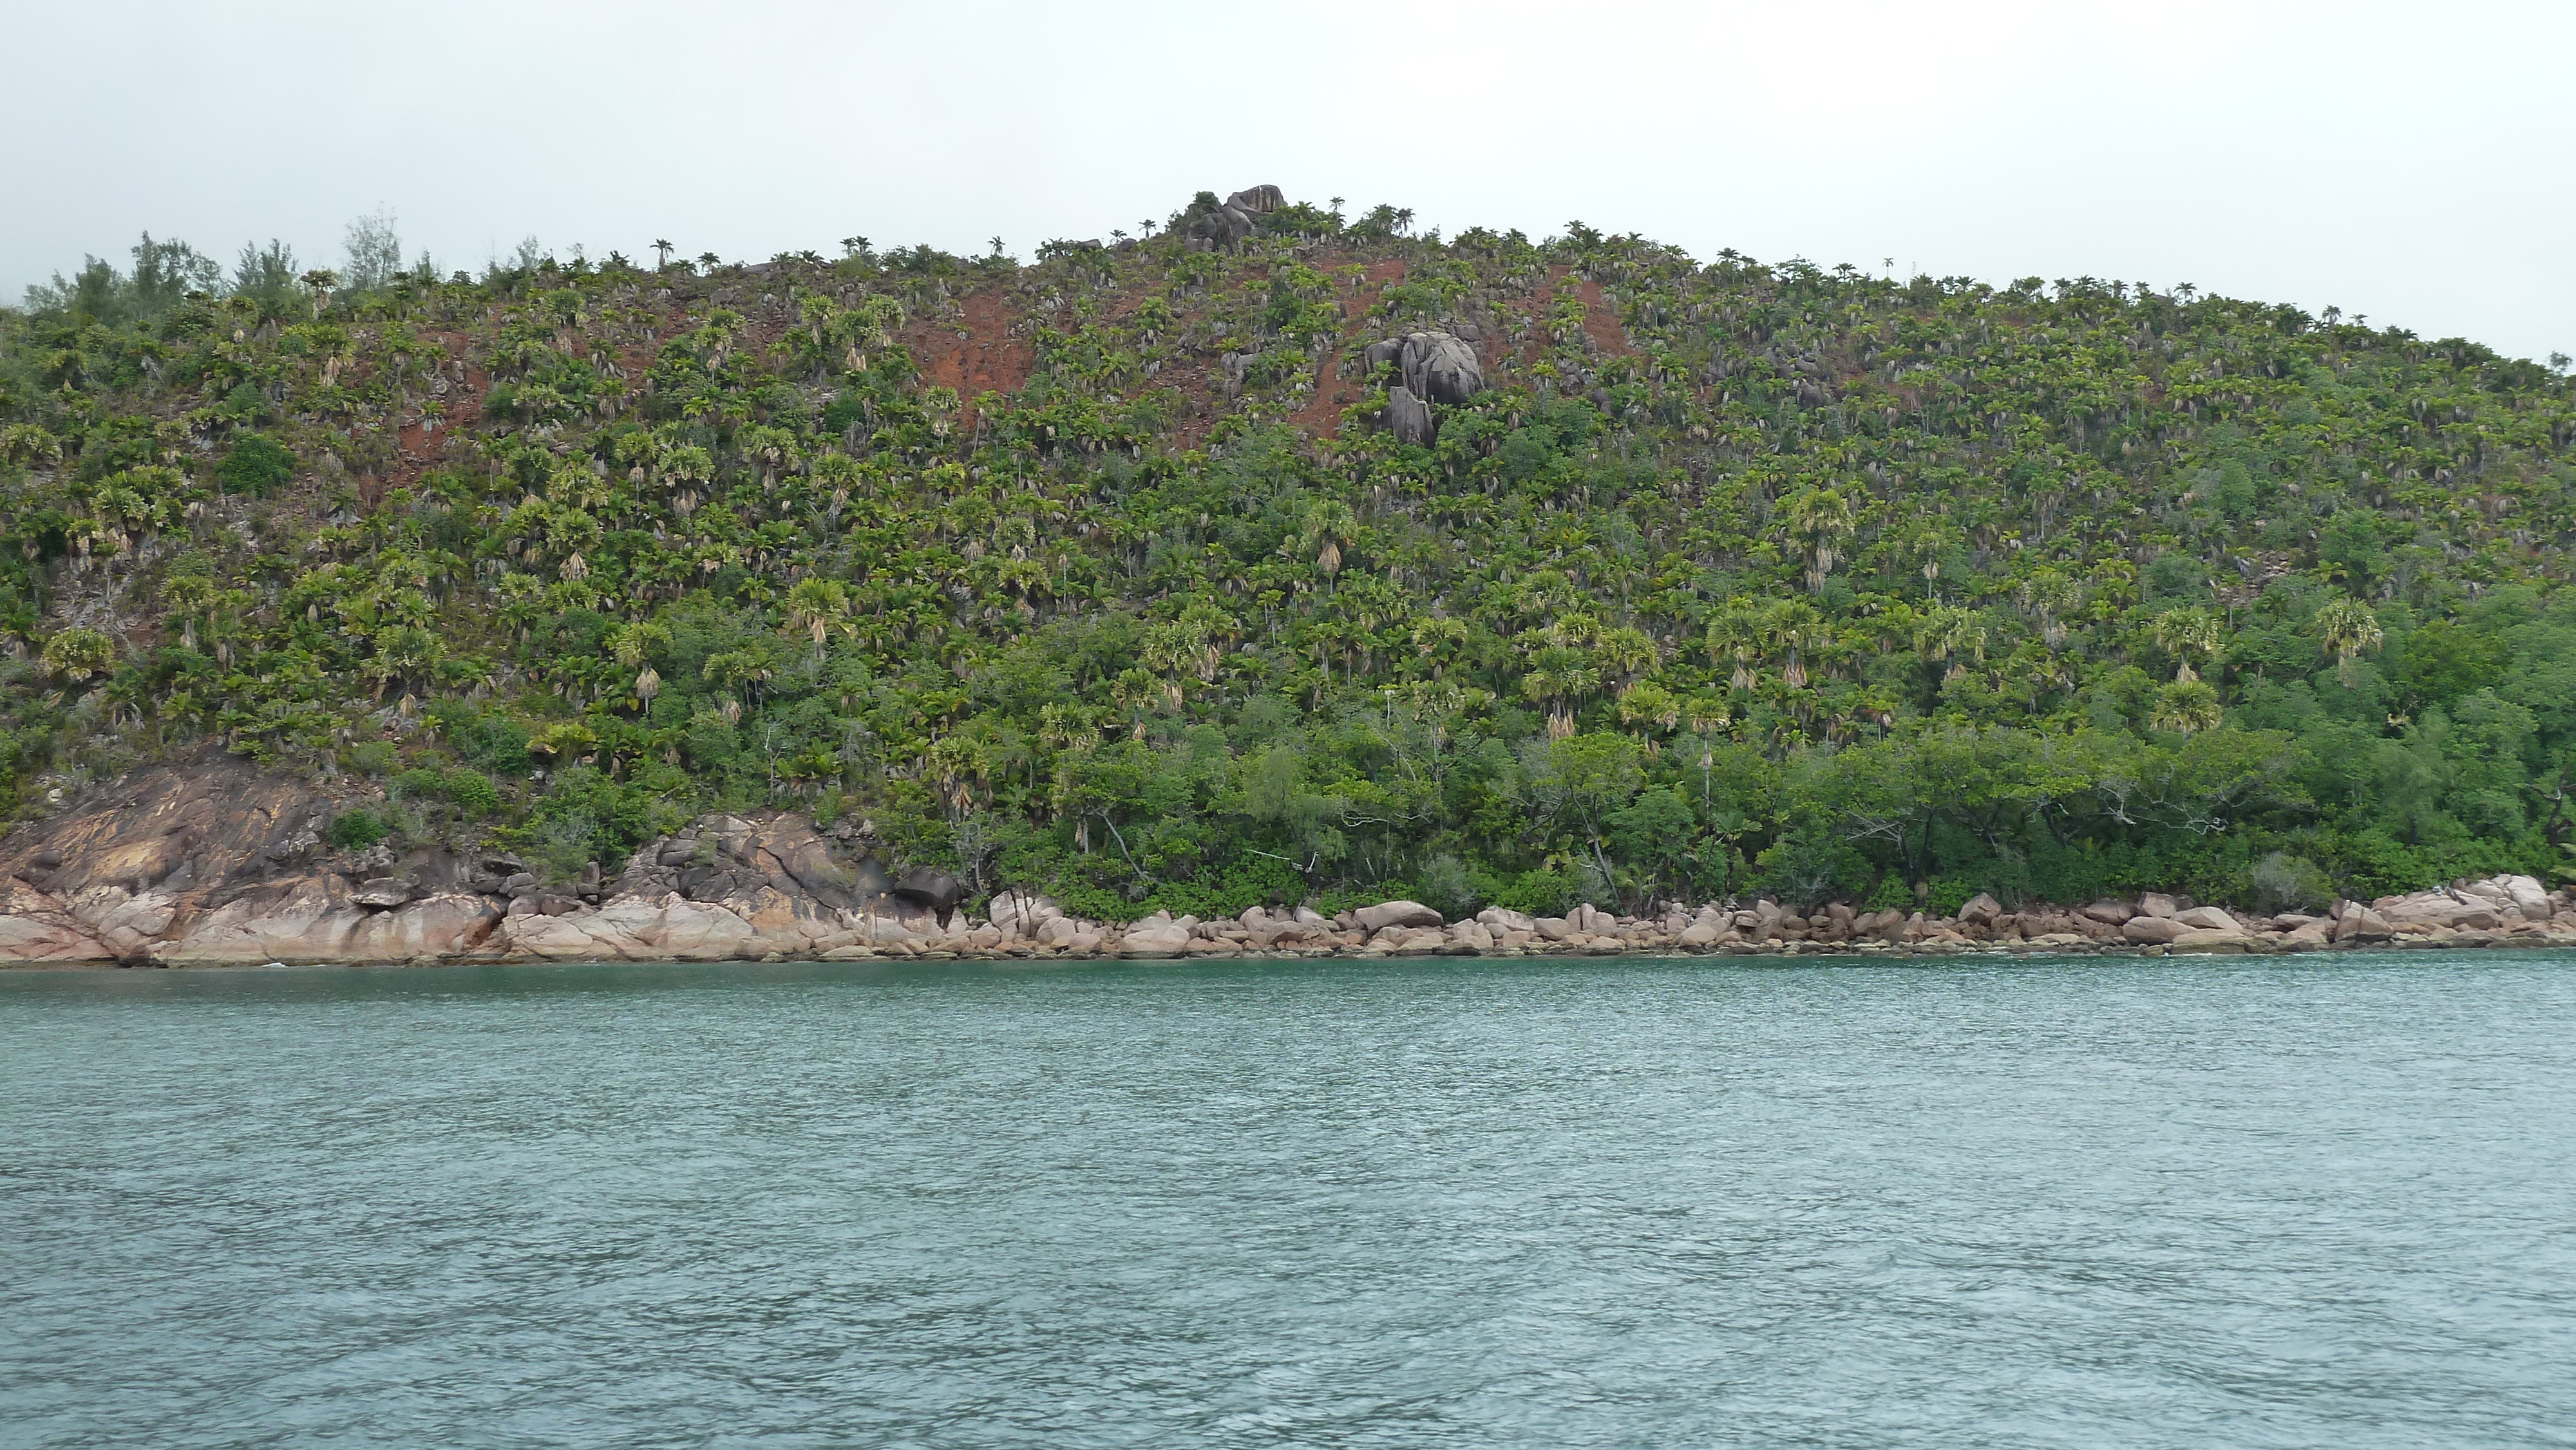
[5,953,2574,1448]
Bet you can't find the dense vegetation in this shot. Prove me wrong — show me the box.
[6,195,2574,921]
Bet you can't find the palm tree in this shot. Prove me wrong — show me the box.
[1596,626,1657,684]
[1409,616,1467,679]
[2316,598,2383,686]
[1616,681,1680,733]
[1783,486,1855,592]
[299,268,340,317]
[2151,679,2222,734]
[1762,598,1823,690]
[1298,500,1358,578]
[2152,607,2221,681]
[41,626,115,682]
[1707,604,1762,692]
[652,240,674,270]
[160,574,219,650]
[786,577,851,648]
[1521,655,1596,739]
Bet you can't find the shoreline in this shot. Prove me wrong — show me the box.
[12,930,2575,972]
[5,764,2569,973]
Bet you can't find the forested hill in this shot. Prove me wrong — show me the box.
[4,190,2573,922]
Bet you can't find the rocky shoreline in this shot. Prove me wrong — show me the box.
[4,761,2571,969]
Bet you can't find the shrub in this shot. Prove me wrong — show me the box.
[507,765,682,877]
[1862,874,1917,912]
[345,740,398,776]
[325,808,388,851]
[1415,852,1477,920]
[1482,867,1574,918]
[425,701,532,776]
[216,433,295,496]
[442,767,500,818]
[41,626,115,682]
[2249,852,2336,915]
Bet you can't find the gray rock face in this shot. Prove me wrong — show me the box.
[1186,184,1283,252]
[1225,185,1283,214]
[893,867,965,924]
[2334,901,2393,941]
[1120,910,1193,955]
[1386,386,1435,446]
[0,763,945,966]
[1356,899,1444,932]
[1399,331,1484,406]
[2376,873,2553,928]
[352,877,416,910]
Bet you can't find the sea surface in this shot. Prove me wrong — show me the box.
[3,952,2573,1449]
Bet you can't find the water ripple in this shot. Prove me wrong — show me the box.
[5,954,2573,1448]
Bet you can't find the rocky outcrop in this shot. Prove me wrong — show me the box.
[2372,875,2552,931]
[1365,331,1485,446]
[1385,386,1435,446]
[0,762,937,966]
[1404,332,1483,405]
[0,754,386,965]
[1184,184,1283,251]
[1355,899,1441,932]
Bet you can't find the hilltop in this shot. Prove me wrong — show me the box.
[3,185,2574,933]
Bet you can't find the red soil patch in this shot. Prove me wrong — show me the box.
[1286,256,1411,440]
[1573,278,1637,358]
[912,290,1034,422]
[1516,267,1640,375]
[384,332,487,493]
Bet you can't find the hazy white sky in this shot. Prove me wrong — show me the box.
[6,0,2568,361]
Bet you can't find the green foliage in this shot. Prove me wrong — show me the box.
[1862,874,1917,912]
[442,767,500,818]
[216,434,295,496]
[2249,852,2335,915]
[325,808,388,851]
[427,703,533,777]
[41,628,115,683]
[1482,866,1577,918]
[345,741,398,775]
[6,196,2574,914]
[509,765,688,878]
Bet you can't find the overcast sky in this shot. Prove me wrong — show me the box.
[5,0,2568,362]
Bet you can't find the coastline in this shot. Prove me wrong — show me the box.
[10,935,2575,972]
[5,760,2570,970]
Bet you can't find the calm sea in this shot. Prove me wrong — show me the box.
[4,953,2573,1449]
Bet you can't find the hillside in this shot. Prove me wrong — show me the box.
[5,187,2575,925]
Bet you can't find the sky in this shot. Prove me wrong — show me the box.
[5,0,2568,362]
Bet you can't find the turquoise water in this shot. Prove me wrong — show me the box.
[4,953,2574,1449]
